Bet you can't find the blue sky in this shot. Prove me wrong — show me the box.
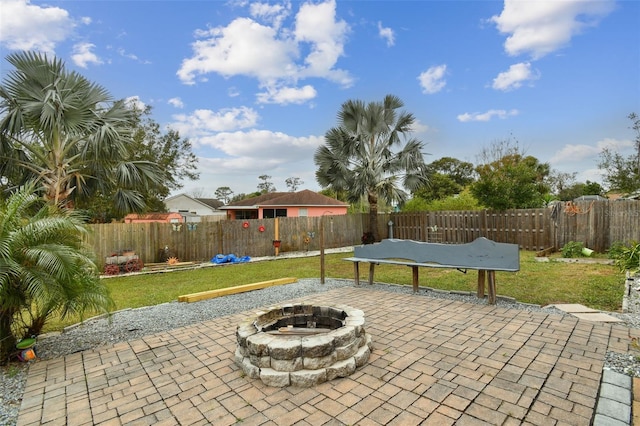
[1,0,639,198]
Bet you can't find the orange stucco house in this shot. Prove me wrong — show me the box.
[220,190,348,220]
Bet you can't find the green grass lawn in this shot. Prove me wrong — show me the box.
[43,250,625,333]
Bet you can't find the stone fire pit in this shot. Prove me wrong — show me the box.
[234,303,372,387]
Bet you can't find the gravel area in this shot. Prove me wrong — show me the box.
[1,272,639,426]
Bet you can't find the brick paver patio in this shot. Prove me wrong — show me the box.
[17,287,640,425]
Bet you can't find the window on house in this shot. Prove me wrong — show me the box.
[299,208,308,217]
[236,210,258,220]
[262,209,287,218]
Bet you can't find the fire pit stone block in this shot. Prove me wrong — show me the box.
[235,303,371,387]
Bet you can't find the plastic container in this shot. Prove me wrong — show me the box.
[582,247,594,257]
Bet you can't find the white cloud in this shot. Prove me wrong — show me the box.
[457,109,519,122]
[168,97,184,108]
[492,62,539,91]
[490,0,615,59]
[411,119,430,134]
[256,84,317,104]
[114,47,151,64]
[577,167,604,185]
[293,0,351,85]
[549,137,634,164]
[177,17,298,85]
[0,0,75,52]
[250,1,291,30]
[170,106,260,141]
[177,0,352,103]
[189,149,321,195]
[378,22,395,47]
[418,65,447,94]
[168,106,323,193]
[71,42,102,68]
[177,129,324,194]
[116,48,137,61]
[125,96,146,111]
[197,129,322,158]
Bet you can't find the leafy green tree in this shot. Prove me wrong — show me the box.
[558,180,605,201]
[598,113,640,194]
[285,177,303,192]
[314,94,428,240]
[230,192,261,202]
[257,175,276,193]
[558,183,586,201]
[318,188,348,202]
[598,148,639,193]
[0,51,162,213]
[403,188,482,212]
[471,140,550,210]
[584,180,605,196]
[0,184,113,362]
[413,173,463,202]
[411,157,474,202]
[546,170,577,196]
[214,186,234,204]
[401,196,430,212]
[427,157,475,186]
[129,106,199,209]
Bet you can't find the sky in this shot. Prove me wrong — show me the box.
[1,0,639,198]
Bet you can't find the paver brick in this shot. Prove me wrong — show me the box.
[16,287,623,426]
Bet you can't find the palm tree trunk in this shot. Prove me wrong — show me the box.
[0,309,17,364]
[368,192,379,241]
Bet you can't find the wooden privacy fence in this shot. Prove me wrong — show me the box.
[386,200,640,253]
[86,200,639,269]
[87,214,363,269]
[386,209,552,251]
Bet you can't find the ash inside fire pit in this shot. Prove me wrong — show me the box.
[234,304,372,387]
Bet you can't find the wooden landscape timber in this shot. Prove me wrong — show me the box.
[177,277,297,303]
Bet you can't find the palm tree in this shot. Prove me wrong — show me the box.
[0,51,162,213]
[314,94,428,241]
[0,184,114,363]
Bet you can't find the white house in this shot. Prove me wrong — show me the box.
[164,194,226,221]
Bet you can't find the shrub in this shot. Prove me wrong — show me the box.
[0,184,114,363]
[561,241,585,258]
[609,241,640,274]
[608,241,628,259]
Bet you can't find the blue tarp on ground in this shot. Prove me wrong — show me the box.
[210,254,251,264]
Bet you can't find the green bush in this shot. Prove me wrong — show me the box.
[561,241,585,258]
[608,241,628,259]
[609,241,640,273]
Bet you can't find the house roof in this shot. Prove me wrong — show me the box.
[573,195,608,201]
[195,198,224,209]
[220,190,347,209]
[165,193,224,210]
